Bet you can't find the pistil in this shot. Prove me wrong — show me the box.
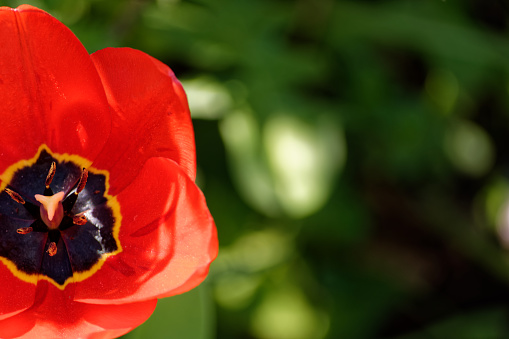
[35,191,65,230]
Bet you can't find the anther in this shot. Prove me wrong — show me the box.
[16,227,33,235]
[47,242,57,256]
[5,188,25,204]
[45,162,56,188]
[76,168,88,194]
[73,212,87,225]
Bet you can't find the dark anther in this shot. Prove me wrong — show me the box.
[76,168,88,194]
[45,162,56,188]
[5,188,25,204]
[62,167,88,211]
[47,242,57,256]
[16,227,33,234]
[72,212,87,225]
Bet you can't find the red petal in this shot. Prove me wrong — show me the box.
[90,48,196,195]
[74,157,217,304]
[0,5,111,171]
[0,282,156,338]
[0,263,36,322]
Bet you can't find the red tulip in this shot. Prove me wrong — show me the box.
[0,5,218,338]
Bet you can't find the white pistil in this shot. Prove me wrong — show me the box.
[34,191,65,230]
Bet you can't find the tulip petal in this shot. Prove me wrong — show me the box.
[0,263,36,322]
[74,157,217,304]
[90,47,196,195]
[0,282,157,338]
[0,5,111,173]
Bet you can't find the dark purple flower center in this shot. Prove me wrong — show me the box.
[0,146,121,287]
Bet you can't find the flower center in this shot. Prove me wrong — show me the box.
[7,162,91,239]
[0,146,121,288]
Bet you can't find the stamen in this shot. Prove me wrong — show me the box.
[47,242,57,256]
[45,162,56,188]
[73,212,87,225]
[16,227,33,235]
[76,168,88,194]
[5,188,25,204]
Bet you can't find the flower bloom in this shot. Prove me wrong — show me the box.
[0,5,217,338]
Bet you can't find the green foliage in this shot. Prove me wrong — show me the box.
[13,0,509,337]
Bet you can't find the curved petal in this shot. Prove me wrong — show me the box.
[91,47,196,195]
[0,5,111,172]
[0,263,36,321]
[0,282,156,338]
[74,157,217,304]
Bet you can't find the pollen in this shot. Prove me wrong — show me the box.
[5,188,25,204]
[73,212,88,225]
[47,242,57,256]
[45,161,56,188]
[16,227,33,235]
[76,168,88,194]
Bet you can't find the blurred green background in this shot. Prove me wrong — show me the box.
[9,0,509,337]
